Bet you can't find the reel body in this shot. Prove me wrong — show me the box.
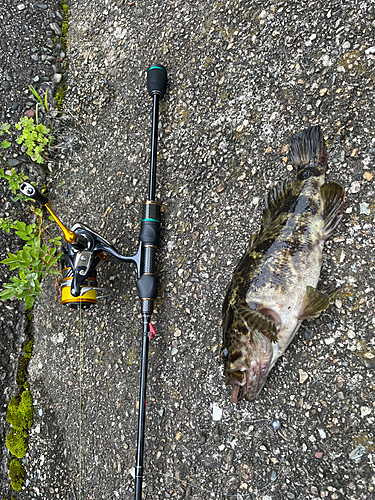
[61,249,103,309]
[58,222,143,308]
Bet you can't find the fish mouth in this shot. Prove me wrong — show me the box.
[226,368,266,404]
[225,339,273,403]
[224,322,275,403]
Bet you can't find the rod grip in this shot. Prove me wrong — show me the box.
[136,201,160,305]
[147,64,167,98]
[139,201,160,246]
[19,182,48,205]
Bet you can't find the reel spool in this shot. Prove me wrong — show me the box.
[61,265,99,309]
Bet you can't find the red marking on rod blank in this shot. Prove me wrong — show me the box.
[148,323,156,339]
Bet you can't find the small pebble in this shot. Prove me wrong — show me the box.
[271,419,281,430]
[349,445,366,463]
[360,202,370,215]
[7,158,21,167]
[350,181,361,193]
[360,406,371,418]
[298,369,308,383]
[212,403,222,421]
[317,428,326,439]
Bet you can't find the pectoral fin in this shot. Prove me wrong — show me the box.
[235,302,278,342]
[320,181,345,239]
[299,285,335,320]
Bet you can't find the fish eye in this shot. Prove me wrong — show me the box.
[230,370,244,383]
[221,347,229,360]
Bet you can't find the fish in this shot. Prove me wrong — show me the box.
[222,125,345,403]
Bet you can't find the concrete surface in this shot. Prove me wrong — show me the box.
[1,0,375,499]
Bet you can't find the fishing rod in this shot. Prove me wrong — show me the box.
[19,63,167,499]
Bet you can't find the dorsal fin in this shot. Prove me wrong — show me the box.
[260,180,294,227]
[235,302,278,343]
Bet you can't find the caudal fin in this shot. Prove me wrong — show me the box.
[290,125,327,173]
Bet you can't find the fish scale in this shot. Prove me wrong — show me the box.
[222,125,345,403]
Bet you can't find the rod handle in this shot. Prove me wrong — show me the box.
[147,64,167,98]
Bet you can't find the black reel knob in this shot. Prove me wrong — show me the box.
[147,64,167,98]
[20,182,49,205]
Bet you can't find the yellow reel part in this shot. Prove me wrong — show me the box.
[61,284,98,306]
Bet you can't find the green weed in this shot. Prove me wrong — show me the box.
[15,116,51,165]
[0,167,63,310]
[0,215,63,310]
[28,85,49,113]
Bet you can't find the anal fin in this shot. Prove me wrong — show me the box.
[299,285,336,320]
[321,181,345,239]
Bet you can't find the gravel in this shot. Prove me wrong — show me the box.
[1,0,375,499]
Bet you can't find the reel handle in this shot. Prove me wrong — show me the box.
[19,182,79,245]
[147,64,167,98]
[20,182,49,205]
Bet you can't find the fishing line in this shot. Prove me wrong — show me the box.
[79,302,83,500]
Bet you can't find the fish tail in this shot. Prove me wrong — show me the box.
[290,125,327,175]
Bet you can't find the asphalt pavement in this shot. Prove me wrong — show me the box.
[1,0,375,499]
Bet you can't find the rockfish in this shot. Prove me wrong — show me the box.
[222,126,344,403]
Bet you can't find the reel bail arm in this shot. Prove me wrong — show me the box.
[20,182,86,247]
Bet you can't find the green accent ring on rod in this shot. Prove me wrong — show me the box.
[148,65,166,72]
[142,218,160,223]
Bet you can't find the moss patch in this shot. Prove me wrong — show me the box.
[61,0,69,51]
[6,316,34,490]
[6,429,28,459]
[6,389,34,431]
[8,459,25,491]
[16,338,33,388]
[54,1,70,113]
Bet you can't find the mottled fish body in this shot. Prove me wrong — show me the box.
[222,126,344,403]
